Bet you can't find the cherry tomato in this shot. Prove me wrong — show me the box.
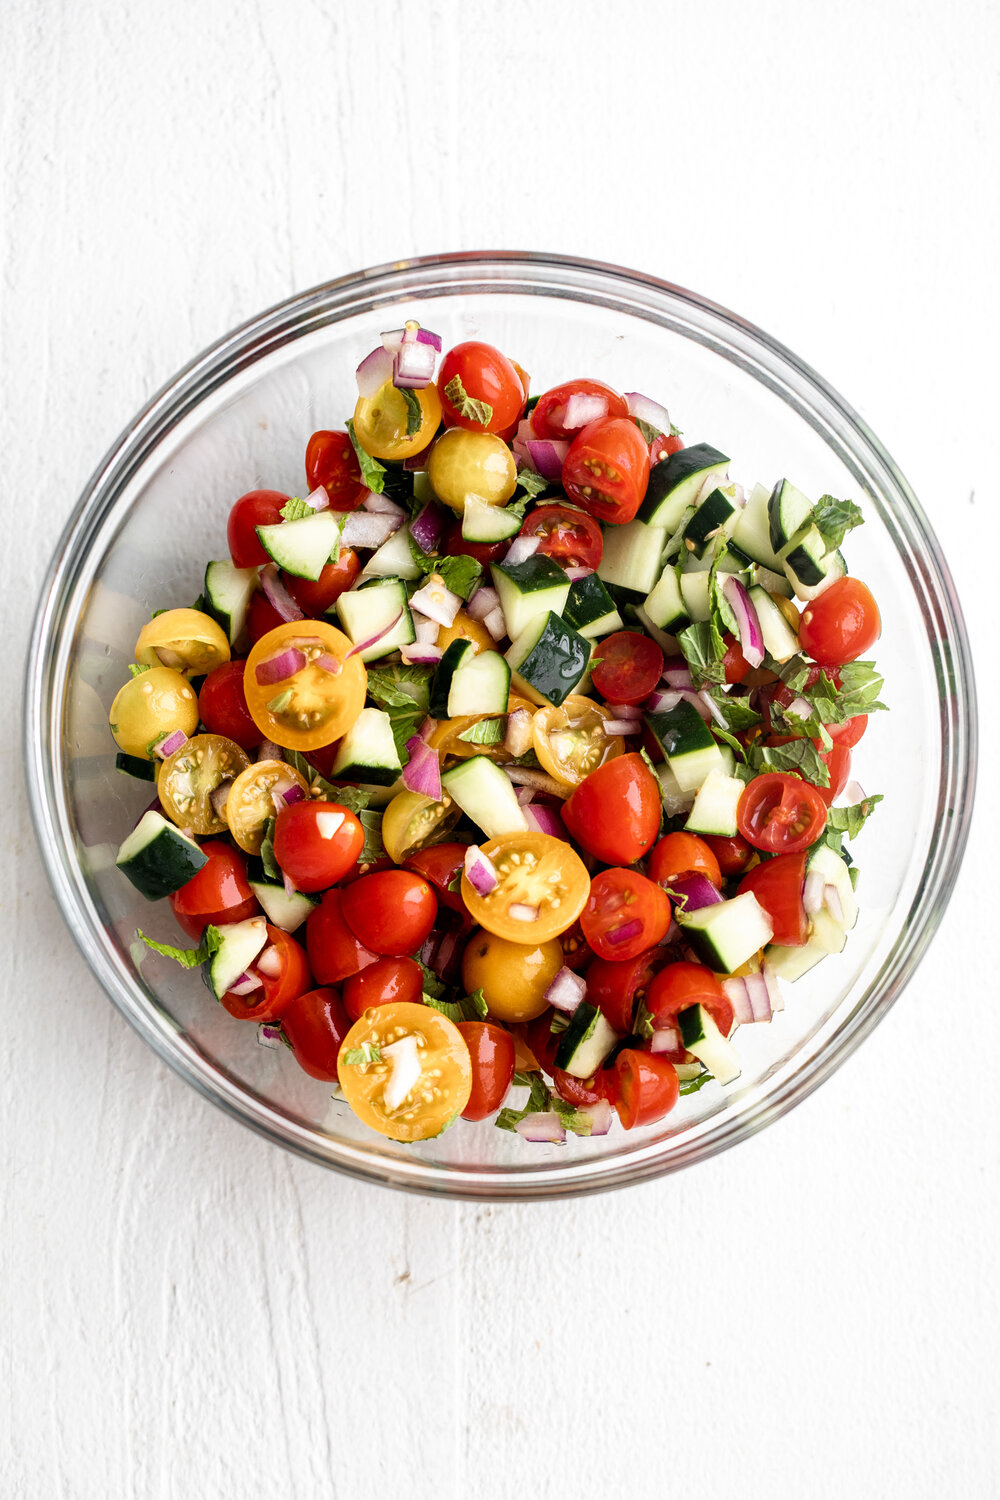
[737,773,828,855]
[459,833,590,946]
[457,1021,516,1120]
[306,888,379,984]
[722,634,750,685]
[340,870,438,956]
[304,430,369,511]
[520,505,603,571]
[531,695,623,786]
[702,833,754,877]
[562,753,662,865]
[285,550,361,615]
[157,734,251,837]
[169,839,259,940]
[343,956,424,1022]
[552,1066,619,1108]
[826,714,868,749]
[337,1003,472,1142]
[443,518,507,567]
[461,929,564,1023]
[246,588,286,645]
[581,869,672,962]
[590,630,664,706]
[243,622,367,752]
[220,924,311,1022]
[404,842,470,915]
[558,919,593,972]
[814,742,852,807]
[646,961,734,1039]
[649,432,683,464]
[530,379,629,440]
[647,832,723,891]
[521,1008,561,1075]
[798,578,881,666]
[614,1050,680,1129]
[227,490,289,569]
[438,341,525,434]
[353,380,442,460]
[135,608,230,678]
[198,661,262,751]
[280,987,353,1081]
[738,851,808,947]
[109,666,199,760]
[586,948,666,1033]
[272,800,365,892]
[561,417,650,524]
[225,759,309,856]
[380,789,462,865]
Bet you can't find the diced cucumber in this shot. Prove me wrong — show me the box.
[747,585,799,662]
[656,759,696,817]
[597,518,667,595]
[248,881,318,933]
[116,811,208,900]
[806,844,859,930]
[685,767,743,837]
[429,640,476,718]
[782,526,847,601]
[678,1004,741,1084]
[204,560,258,644]
[209,916,269,1000]
[765,936,828,982]
[335,577,415,661]
[491,555,570,640]
[505,611,590,707]
[682,483,740,557]
[679,569,712,624]
[441,648,511,719]
[645,700,726,793]
[644,563,689,634]
[563,572,623,640]
[554,1004,619,1079]
[462,495,524,543]
[809,907,849,955]
[638,444,730,529]
[441,756,528,839]
[361,525,423,582]
[676,891,774,973]
[116,752,157,782]
[730,482,783,571]
[767,478,813,553]
[331,707,403,786]
[255,510,341,581]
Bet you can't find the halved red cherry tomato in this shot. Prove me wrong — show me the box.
[813,742,852,807]
[438,342,525,434]
[272,800,365,893]
[246,588,285,644]
[552,1066,619,1108]
[521,1008,561,1076]
[168,839,259,940]
[521,505,603,571]
[304,429,369,510]
[558,919,593,972]
[646,961,734,1039]
[562,752,662,865]
[647,832,723,891]
[614,1049,680,1129]
[280,987,352,1080]
[737,773,828,855]
[530,379,629,441]
[285,550,361,615]
[827,714,868,748]
[198,661,262,752]
[581,869,672,962]
[227,489,289,568]
[457,1021,516,1120]
[443,519,507,566]
[590,630,663,706]
[722,634,750,685]
[404,842,470,915]
[649,431,683,464]
[220,924,311,1022]
[562,417,650,524]
[702,833,754,877]
[586,948,667,1033]
[306,889,379,983]
[343,956,424,1022]
[340,870,438,956]
[738,852,808,947]
[798,578,881,666]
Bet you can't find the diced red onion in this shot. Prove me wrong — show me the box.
[282,783,306,805]
[509,903,539,923]
[282,869,298,900]
[545,967,587,1014]
[403,446,434,472]
[315,652,342,675]
[723,977,754,1025]
[483,607,506,640]
[721,575,765,669]
[661,660,694,689]
[503,534,541,567]
[356,345,395,398]
[604,701,643,720]
[580,1099,614,1136]
[698,691,728,729]
[524,804,565,839]
[256,739,284,763]
[464,845,499,897]
[650,1026,682,1055]
[645,688,713,723]
[340,511,401,550]
[504,708,534,757]
[154,728,187,759]
[362,490,407,520]
[514,785,535,807]
[625,391,670,435]
[562,392,608,431]
[228,972,264,997]
[417,717,438,743]
[512,418,534,467]
[255,647,306,686]
[842,780,867,804]
[402,737,442,801]
[514,1112,566,1144]
[413,612,440,645]
[260,565,305,622]
[604,718,642,736]
[346,608,404,658]
[667,874,723,912]
[255,945,282,979]
[410,578,462,628]
[467,586,501,622]
[409,501,445,553]
[525,438,569,482]
[381,324,442,354]
[762,962,785,1013]
[393,341,437,389]
[747,971,773,1022]
[697,470,731,504]
[825,884,845,924]
[784,695,813,722]
[803,870,826,917]
[400,643,444,665]
[301,487,331,512]
[563,566,593,583]
[210,781,232,818]
[606,918,644,947]
[256,1020,284,1047]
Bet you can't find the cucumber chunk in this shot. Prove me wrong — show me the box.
[767,478,813,553]
[563,572,623,640]
[462,495,523,543]
[554,1004,619,1078]
[331,707,403,786]
[597,518,667,595]
[747,585,799,662]
[361,525,423,582]
[441,757,528,839]
[505,611,591,707]
[676,891,774,973]
[684,767,743,837]
[209,916,270,1000]
[248,881,318,933]
[644,700,726,793]
[638,443,729,529]
[116,811,208,900]
[204,560,259,644]
[678,1004,741,1084]
[492,555,570,640]
[255,511,342,581]
[335,577,415,661]
[730,483,783,571]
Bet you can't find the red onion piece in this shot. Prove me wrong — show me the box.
[210,781,232,818]
[841,780,867,804]
[561,392,608,431]
[524,438,569,482]
[503,534,541,567]
[380,328,406,352]
[514,1112,566,1144]
[603,719,642,736]
[402,737,443,801]
[260,565,305,623]
[464,845,499,897]
[482,608,506,640]
[502,766,568,798]
[257,1021,285,1049]
[824,884,845,925]
[228,972,264,997]
[563,565,593,583]
[803,869,826,917]
[721,575,765,669]
[625,391,670,435]
[362,490,407,520]
[606,918,644,947]
[514,785,536,807]
[393,341,437,389]
[255,647,306,686]
[467,586,501,622]
[650,1026,682,1055]
[405,325,442,351]
[356,345,395,398]
[667,873,723,912]
[661,660,694,689]
[698,690,728,729]
[315,652,342,675]
[154,728,188,759]
[346,608,403,658]
[413,612,440,645]
[645,688,713,723]
[282,869,298,900]
[154,646,185,670]
[504,708,534,758]
[409,501,445,553]
[417,717,438,743]
[302,487,330,512]
[509,903,539,923]
[340,511,401,550]
[723,977,754,1025]
[604,701,643,720]
[282,784,306,806]
[746,972,773,1022]
[512,418,534,467]
[400,643,444,665]
[545,967,587,1014]
[410,578,462,628]
[524,803,565,839]
[256,739,284,763]
[255,945,282,979]
[581,1099,614,1136]
[762,962,785,1013]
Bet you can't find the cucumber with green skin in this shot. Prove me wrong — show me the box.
[491,555,570,640]
[562,572,622,639]
[505,611,591,707]
[116,811,208,900]
[330,707,402,786]
[637,443,729,529]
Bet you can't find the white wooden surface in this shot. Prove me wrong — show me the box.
[3,2,998,1495]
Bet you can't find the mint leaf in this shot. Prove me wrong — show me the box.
[700,687,761,735]
[342,1043,382,1065]
[834,660,888,718]
[128,662,151,678]
[495,1073,551,1132]
[670,424,683,439]
[812,494,864,551]
[413,957,446,999]
[635,417,663,444]
[406,541,483,602]
[750,737,830,788]
[259,817,280,879]
[280,496,314,522]
[679,1070,712,1096]
[457,716,505,746]
[444,373,493,426]
[400,387,423,437]
[634,999,655,1040]
[386,703,425,763]
[424,988,488,1023]
[826,793,883,840]
[712,726,747,763]
[135,924,222,969]
[515,467,549,499]
[365,662,433,712]
[346,419,386,494]
[549,1095,595,1137]
[676,621,727,687]
[358,808,385,865]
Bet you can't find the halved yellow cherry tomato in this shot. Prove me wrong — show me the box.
[772,593,801,632]
[134,608,230,677]
[225,758,310,854]
[460,832,590,944]
[436,608,494,655]
[461,930,564,1023]
[337,1002,472,1141]
[157,734,251,836]
[531,695,624,787]
[244,622,366,751]
[353,379,442,461]
[428,694,536,763]
[426,428,517,512]
[381,789,461,865]
[109,666,200,759]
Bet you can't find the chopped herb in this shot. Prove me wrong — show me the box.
[267,689,293,713]
[633,999,655,1040]
[358,808,385,865]
[400,387,423,437]
[425,988,489,1024]
[346,419,386,494]
[447,869,463,894]
[444,373,493,426]
[825,794,883,840]
[811,494,864,551]
[495,1073,551,1132]
[549,1095,595,1136]
[259,817,280,880]
[749,736,830,787]
[135,924,222,969]
[635,417,663,444]
[128,662,151,678]
[413,958,446,999]
[406,540,484,602]
[342,1043,382,1065]
[512,1070,539,1087]
[457,716,505,745]
[700,687,761,735]
[514,467,549,499]
[365,662,433,711]
[670,423,683,438]
[280,496,314,522]
[676,621,727,687]
[679,1070,713,1096]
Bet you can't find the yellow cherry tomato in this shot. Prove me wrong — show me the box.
[460,832,590,945]
[134,608,230,677]
[109,666,200,760]
[243,622,366,751]
[531,695,624,787]
[772,592,801,632]
[225,758,310,854]
[426,428,517,513]
[157,734,251,836]
[436,608,494,654]
[461,929,564,1023]
[353,379,442,461]
[380,789,461,864]
[337,1002,472,1142]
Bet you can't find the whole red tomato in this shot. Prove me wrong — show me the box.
[646,961,733,1039]
[404,842,471,915]
[738,852,808,947]
[227,490,289,568]
[438,342,525,434]
[198,661,262,752]
[798,578,881,666]
[304,430,369,510]
[280,987,352,1080]
[272,801,365,893]
[306,889,379,983]
[561,417,650,524]
[340,870,438,956]
[647,832,723,891]
[614,1050,680,1129]
[169,840,258,939]
[286,550,361,615]
[343,956,425,1022]
[562,753,661,864]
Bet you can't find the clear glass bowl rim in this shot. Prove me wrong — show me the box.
[25,250,978,1200]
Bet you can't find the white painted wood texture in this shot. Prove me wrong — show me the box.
[3,2,998,1495]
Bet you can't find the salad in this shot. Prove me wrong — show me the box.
[110,321,885,1146]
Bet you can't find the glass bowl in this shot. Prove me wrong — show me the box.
[25,252,976,1200]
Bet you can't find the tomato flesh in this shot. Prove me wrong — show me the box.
[530,379,629,440]
[169,839,259,940]
[738,852,808,947]
[521,504,603,571]
[646,961,734,1040]
[220,924,311,1022]
[614,1050,680,1129]
[586,948,667,1033]
[737,773,828,855]
[562,753,661,865]
[286,550,361,615]
[590,630,663,706]
[280,987,353,1081]
[581,869,672,963]
[343,956,424,1021]
[647,832,722,892]
[457,1021,516,1120]
[304,430,369,511]
[562,417,650,524]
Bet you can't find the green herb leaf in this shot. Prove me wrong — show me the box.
[358,808,385,865]
[400,387,423,437]
[342,1043,382,1065]
[259,817,280,880]
[670,423,683,438]
[548,1094,595,1137]
[365,662,433,712]
[713,726,747,763]
[750,737,830,787]
[700,687,761,735]
[135,924,223,969]
[495,1073,552,1132]
[447,869,463,894]
[406,538,484,602]
[413,957,446,999]
[280,496,315,522]
[444,373,493,426]
[679,1070,713,1096]
[457,716,505,746]
[128,662,151,678]
[812,494,864,551]
[515,467,549,499]
[634,999,655,1040]
[676,621,727,687]
[825,793,883,840]
[425,988,489,1024]
[512,1069,539,1087]
[834,660,888,717]
[346,419,386,494]
[635,417,663,444]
